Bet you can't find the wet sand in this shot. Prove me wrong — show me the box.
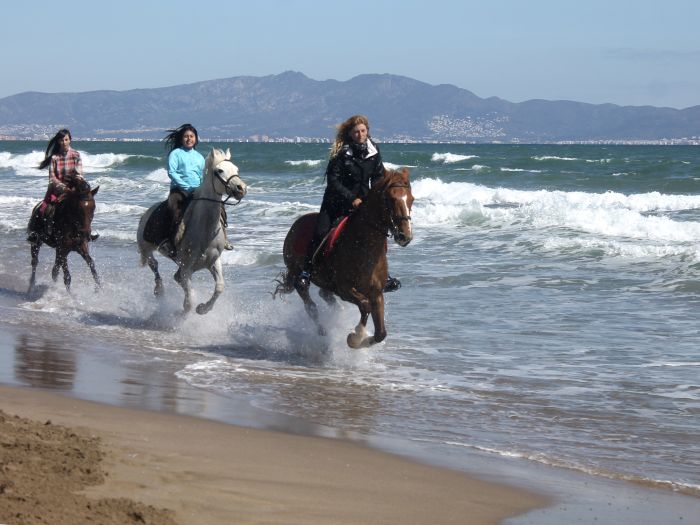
[1,278,698,524]
[0,384,545,525]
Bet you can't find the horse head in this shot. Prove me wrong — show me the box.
[378,168,413,247]
[57,177,98,242]
[206,148,247,202]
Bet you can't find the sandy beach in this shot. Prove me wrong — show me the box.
[0,384,546,525]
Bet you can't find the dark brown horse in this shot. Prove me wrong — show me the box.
[275,168,414,348]
[27,178,100,293]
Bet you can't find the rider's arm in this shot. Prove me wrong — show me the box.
[167,150,188,190]
[48,157,68,195]
[369,147,385,187]
[325,155,355,203]
[74,151,83,178]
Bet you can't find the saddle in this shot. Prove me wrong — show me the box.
[290,213,351,263]
[142,201,172,245]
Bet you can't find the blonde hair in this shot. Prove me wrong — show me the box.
[330,115,370,158]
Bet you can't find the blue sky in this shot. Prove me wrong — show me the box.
[3,0,699,108]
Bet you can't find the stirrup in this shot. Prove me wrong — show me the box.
[90,232,100,241]
[383,276,401,293]
[295,270,311,289]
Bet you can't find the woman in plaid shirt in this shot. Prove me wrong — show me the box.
[28,129,98,241]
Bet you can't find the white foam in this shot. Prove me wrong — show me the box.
[145,168,170,183]
[79,151,130,172]
[411,178,700,253]
[431,152,478,164]
[532,155,578,161]
[0,151,45,176]
[285,159,322,167]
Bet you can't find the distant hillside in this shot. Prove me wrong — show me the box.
[0,71,698,142]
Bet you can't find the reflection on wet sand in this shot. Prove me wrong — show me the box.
[14,333,76,389]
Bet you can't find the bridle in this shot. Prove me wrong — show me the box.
[385,182,412,238]
[193,159,244,206]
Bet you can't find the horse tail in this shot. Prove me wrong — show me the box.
[272,270,295,299]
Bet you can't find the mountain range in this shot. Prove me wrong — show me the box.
[0,71,699,143]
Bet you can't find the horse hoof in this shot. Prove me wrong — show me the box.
[195,303,210,315]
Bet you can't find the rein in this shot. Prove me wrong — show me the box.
[358,182,412,237]
[385,182,412,237]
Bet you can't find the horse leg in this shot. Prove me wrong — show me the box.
[28,242,41,294]
[369,293,387,344]
[347,310,370,348]
[346,290,385,348]
[53,248,71,292]
[295,282,325,336]
[147,254,164,296]
[176,269,193,313]
[196,259,224,315]
[51,249,61,282]
[319,288,338,308]
[78,244,101,291]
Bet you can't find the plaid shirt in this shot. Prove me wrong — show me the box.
[44,148,83,204]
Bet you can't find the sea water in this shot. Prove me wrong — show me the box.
[0,141,699,518]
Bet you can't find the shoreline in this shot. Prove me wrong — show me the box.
[0,384,545,525]
[1,277,699,523]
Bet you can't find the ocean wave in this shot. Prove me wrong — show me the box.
[440,440,700,497]
[431,152,478,164]
[532,155,579,161]
[285,159,322,167]
[145,168,170,183]
[383,162,416,171]
[79,151,131,171]
[500,167,543,173]
[412,177,700,245]
[0,151,45,176]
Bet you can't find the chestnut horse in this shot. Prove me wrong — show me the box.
[27,177,100,293]
[275,168,413,348]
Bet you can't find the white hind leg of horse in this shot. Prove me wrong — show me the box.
[177,270,193,313]
[347,311,370,348]
[196,259,224,315]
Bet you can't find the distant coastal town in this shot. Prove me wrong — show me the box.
[1,130,699,146]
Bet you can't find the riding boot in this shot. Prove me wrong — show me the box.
[383,275,402,293]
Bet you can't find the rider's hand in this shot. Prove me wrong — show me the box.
[352,198,362,208]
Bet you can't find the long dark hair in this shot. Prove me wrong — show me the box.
[39,128,71,170]
[163,123,199,152]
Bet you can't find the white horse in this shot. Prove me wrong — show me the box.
[137,148,247,314]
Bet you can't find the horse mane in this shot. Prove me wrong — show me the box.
[373,167,409,192]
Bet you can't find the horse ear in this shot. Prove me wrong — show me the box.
[225,148,231,160]
[91,186,99,196]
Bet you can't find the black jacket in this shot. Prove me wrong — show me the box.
[321,139,384,221]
